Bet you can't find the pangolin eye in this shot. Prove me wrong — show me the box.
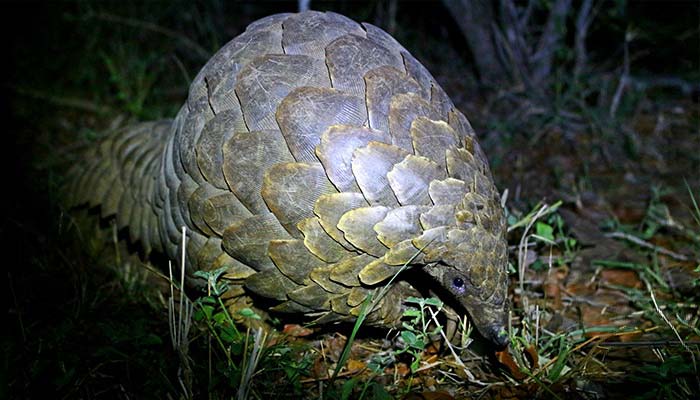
[452,277,464,288]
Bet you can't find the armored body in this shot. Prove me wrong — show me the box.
[69,11,509,347]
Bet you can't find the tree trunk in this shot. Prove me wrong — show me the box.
[442,0,511,87]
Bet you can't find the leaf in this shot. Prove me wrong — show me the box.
[341,377,358,400]
[367,381,392,399]
[547,336,572,381]
[402,309,421,318]
[213,311,227,324]
[496,350,526,380]
[401,330,418,345]
[536,221,555,242]
[404,296,423,304]
[282,324,315,337]
[139,333,163,346]
[198,304,215,320]
[237,307,261,320]
[410,356,421,373]
[220,325,241,344]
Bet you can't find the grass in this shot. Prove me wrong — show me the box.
[499,193,700,398]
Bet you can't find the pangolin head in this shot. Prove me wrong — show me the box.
[423,194,510,349]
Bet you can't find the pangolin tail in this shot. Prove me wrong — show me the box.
[66,120,172,255]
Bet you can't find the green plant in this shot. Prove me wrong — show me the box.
[398,297,445,373]
[101,45,160,119]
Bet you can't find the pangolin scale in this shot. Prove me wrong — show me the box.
[68,11,509,347]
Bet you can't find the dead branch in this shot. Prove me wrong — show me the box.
[91,12,210,61]
[604,231,693,262]
[532,0,573,83]
[574,0,594,78]
[442,0,510,86]
[610,30,632,116]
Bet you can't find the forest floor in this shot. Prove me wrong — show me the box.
[3,2,698,399]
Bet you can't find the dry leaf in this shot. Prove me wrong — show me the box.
[402,390,455,400]
[282,324,314,337]
[496,350,527,380]
[599,269,642,288]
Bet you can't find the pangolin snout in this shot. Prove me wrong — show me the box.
[482,323,509,349]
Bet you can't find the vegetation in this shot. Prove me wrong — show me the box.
[4,0,698,399]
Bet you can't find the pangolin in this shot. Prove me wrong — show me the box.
[68,10,510,348]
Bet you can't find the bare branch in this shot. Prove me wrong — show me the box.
[442,0,510,86]
[605,231,693,262]
[610,30,631,116]
[91,12,210,61]
[519,0,537,31]
[499,0,532,82]
[532,0,573,83]
[574,0,594,78]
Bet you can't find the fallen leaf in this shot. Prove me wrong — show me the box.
[394,362,410,377]
[402,390,455,400]
[346,359,365,373]
[424,353,439,364]
[599,269,642,288]
[282,324,314,337]
[524,345,539,369]
[323,334,347,361]
[544,267,566,308]
[496,350,527,380]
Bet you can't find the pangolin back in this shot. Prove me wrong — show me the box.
[69,11,510,347]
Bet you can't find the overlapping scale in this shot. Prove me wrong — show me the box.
[70,11,507,336]
[365,66,422,133]
[326,34,403,99]
[222,129,295,214]
[387,93,439,152]
[276,87,367,163]
[297,217,348,263]
[314,192,369,250]
[316,125,390,192]
[235,54,331,131]
[386,154,445,206]
[282,11,364,59]
[195,109,245,189]
[261,162,337,238]
[351,141,408,206]
[222,212,291,271]
[410,117,459,168]
[268,239,325,284]
[337,206,390,257]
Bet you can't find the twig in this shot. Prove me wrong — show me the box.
[647,281,699,383]
[628,75,700,96]
[427,308,489,386]
[91,12,210,60]
[8,272,26,343]
[499,0,530,74]
[573,0,593,78]
[610,29,631,116]
[11,86,112,114]
[531,0,573,82]
[648,282,687,353]
[526,327,659,382]
[604,231,692,261]
[594,340,700,347]
[168,226,193,399]
[518,0,537,30]
[514,203,554,291]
